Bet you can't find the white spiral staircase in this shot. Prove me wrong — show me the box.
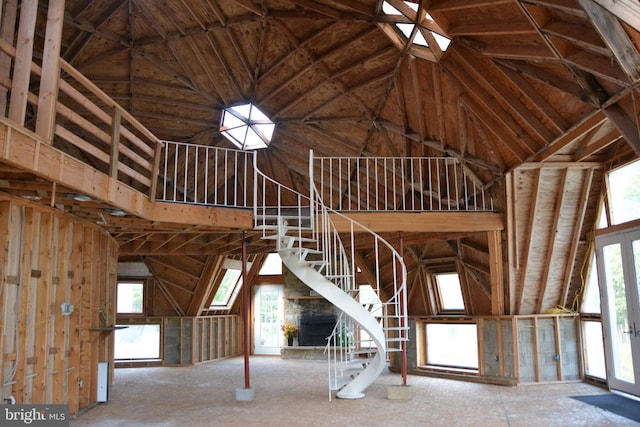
[254,151,408,399]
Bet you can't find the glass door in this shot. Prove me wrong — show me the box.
[253,285,283,355]
[596,228,640,397]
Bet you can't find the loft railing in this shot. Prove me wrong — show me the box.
[311,154,494,212]
[158,141,255,207]
[0,39,162,199]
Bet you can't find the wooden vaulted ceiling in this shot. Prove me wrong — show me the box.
[4,0,640,316]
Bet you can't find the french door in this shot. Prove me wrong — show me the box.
[596,227,640,397]
[253,285,283,355]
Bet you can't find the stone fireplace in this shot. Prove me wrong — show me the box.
[281,265,339,359]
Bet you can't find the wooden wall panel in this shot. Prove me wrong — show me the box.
[0,197,117,416]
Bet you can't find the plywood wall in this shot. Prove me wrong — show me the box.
[0,196,117,415]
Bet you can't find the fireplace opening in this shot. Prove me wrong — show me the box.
[298,314,337,346]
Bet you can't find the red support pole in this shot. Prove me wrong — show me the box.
[242,235,250,389]
[399,232,407,386]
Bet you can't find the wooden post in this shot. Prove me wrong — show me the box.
[488,230,504,315]
[35,0,65,142]
[33,212,53,403]
[149,141,163,201]
[533,317,541,382]
[110,109,121,179]
[7,0,37,125]
[553,316,563,380]
[0,0,18,114]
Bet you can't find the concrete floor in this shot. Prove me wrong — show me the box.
[70,356,638,427]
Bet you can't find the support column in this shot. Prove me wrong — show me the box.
[236,236,254,401]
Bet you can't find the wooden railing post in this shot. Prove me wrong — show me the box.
[110,108,121,179]
[149,140,163,202]
[0,0,18,114]
[35,0,65,142]
[8,0,38,125]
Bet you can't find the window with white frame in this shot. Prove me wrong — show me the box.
[434,272,465,313]
[601,159,640,227]
[114,324,161,360]
[209,258,251,310]
[425,323,478,370]
[580,255,606,379]
[117,282,144,314]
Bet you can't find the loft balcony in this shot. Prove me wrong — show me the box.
[0,39,503,242]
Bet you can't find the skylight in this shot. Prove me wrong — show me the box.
[379,1,451,62]
[220,103,274,150]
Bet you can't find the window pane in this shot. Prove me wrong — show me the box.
[117,282,143,314]
[436,273,464,310]
[581,321,606,379]
[426,323,478,369]
[581,256,600,314]
[212,269,241,305]
[259,253,282,275]
[114,324,160,360]
[607,159,640,225]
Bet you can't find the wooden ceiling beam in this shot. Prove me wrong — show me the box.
[515,1,612,106]
[564,51,630,86]
[518,0,587,17]
[604,103,640,155]
[528,109,607,162]
[591,0,640,33]
[475,44,555,61]
[448,22,537,37]
[579,0,640,82]
[428,0,512,12]
[541,21,609,57]
[63,0,128,63]
[496,59,587,101]
[574,129,622,161]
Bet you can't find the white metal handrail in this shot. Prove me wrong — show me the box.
[158,141,255,207]
[312,154,494,212]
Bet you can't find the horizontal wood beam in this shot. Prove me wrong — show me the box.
[329,211,504,233]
